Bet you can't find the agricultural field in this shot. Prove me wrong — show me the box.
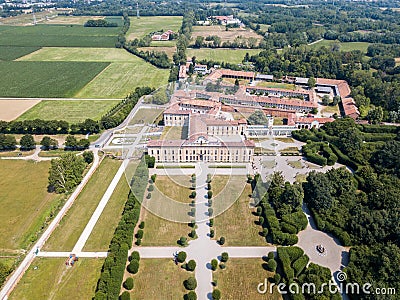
[0,160,63,252]
[0,61,108,98]
[213,258,282,300]
[0,99,40,121]
[187,48,260,64]
[126,16,182,40]
[75,62,169,99]
[128,259,188,299]
[191,25,263,43]
[0,46,40,61]
[43,16,106,25]
[17,100,120,123]
[308,39,370,53]
[9,258,104,300]
[0,24,119,47]
[0,10,58,25]
[83,175,130,251]
[213,182,266,246]
[18,47,139,62]
[43,158,121,251]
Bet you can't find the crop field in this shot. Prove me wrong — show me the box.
[43,158,121,251]
[0,160,63,253]
[18,47,139,62]
[75,62,169,99]
[9,258,104,300]
[0,46,41,61]
[43,16,105,25]
[0,24,118,47]
[187,48,260,64]
[0,99,40,121]
[126,16,182,40]
[17,100,120,123]
[0,61,108,98]
[308,39,370,53]
[191,25,263,43]
[0,10,58,25]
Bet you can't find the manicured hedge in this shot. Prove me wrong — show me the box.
[293,255,309,277]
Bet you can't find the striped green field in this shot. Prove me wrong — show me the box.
[308,39,370,53]
[126,16,182,40]
[0,46,41,61]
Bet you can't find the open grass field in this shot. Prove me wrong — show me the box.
[191,25,263,43]
[0,24,118,47]
[0,10,58,25]
[9,257,104,300]
[138,46,176,59]
[0,61,108,98]
[126,16,182,40]
[0,46,41,61]
[128,259,188,299]
[140,208,190,246]
[43,158,121,251]
[255,81,296,90]
[213,258,282,300]
[0,99,40,121]
[74,62,169,99]
[308,39,370,53]
[154,175,192,203]
[0,160,63,253]
[17,100,120,123]
[129,108,164,125]
[83,175,130,251]
[18,47,139,62]
[43,16,105,25]
[150,40,176,47]
[321,104,340,115]
[213,182,266,246]
[187,48,260,64]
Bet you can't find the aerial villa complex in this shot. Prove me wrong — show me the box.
[147,69,360,163]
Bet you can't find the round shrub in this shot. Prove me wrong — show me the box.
[123,277,134,290]
[211,259,218,271]
[212,289,221,300]
[146,193,152,199]
[186,259,196,271]
[177,251,187,263]
[262,228,269,237]
[209,219,214,227]
[151,174,157,182]
[208,199,212,206]
[119,291,130,300]
[135,238,141,246]
[208,208,213,216]
[219,263,226,269]
[256,206,262,216]
[136,229,143,239]
[259,216,264,225]
[190,191,197,198]
[220,252,229,263]
[127,259,139,274]
[207,191,213,199]
[139,221,145,229]
[273,273,281,284]
[178,237,188,246]
[148,184,154,192]
[184,277,197,290]
[267,251,274,260]
[268,259,277,272]
[207,183,212,190]
[130,251,140,261]
[210,229,215,238]
[219,237,225,245]
[189,229,197,238]
[184,291,197,300]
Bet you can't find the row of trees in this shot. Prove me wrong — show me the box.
[84,19,118,27]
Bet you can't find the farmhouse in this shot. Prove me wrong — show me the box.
[211,15,241,26]
[151,30,175,41]
[206,69,255,81]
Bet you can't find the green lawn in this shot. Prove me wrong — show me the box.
[187,48,261,64]
[126,16,182,40]
[17,100,120,123]
[0,160,63,253]
[287,160,303,169]
[127,259,188,299]
[9,258,104,300]
[18,47,140,62]
[308,39,370,53]
[83,175,130,251]
[255,81,296,90]
[213,258,282,300]
[0,61,109,98]
[74,62,169,99]
[161,126,186,140]
[213,182,267,246]
[0,46,41,61]
[44,158,121,251]
[0,24,118,47]
[129,108,164,125]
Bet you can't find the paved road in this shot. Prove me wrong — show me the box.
[0,97,122,101]
[0,150,102,300]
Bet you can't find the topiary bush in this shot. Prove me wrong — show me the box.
[130,251,140,261]
[186,259,196,271]
[212,289,221,300]
[209,219,214,227]
[219,237,225,245]
[135,238,141,246]
[136,229,143,239]
[211,259,218,271]
[123,277,134,290]
[267,259,277,272]
[210,229,215,238]
[177,251,187,263]
[127,259,139,274]
[184,291,197,300]
[148,184,154,192]
[208,208,213,216]
[220,252,229,263]
[119,291,130,300]
[183,277,197,290]
[139,221,145,229]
